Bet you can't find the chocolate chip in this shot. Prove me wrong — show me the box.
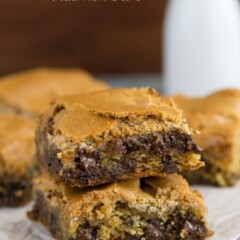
[78,149,100,162]
[145,219,164,240]
[126,136,143,151]
[47,117,54,135]
[53,104,65,116]
[76,230,96,240]
[108,139,126,154]
[163,157,179,174]
[118,158,136,175]
[183,219,208,238]
[75,149,100,172]
[81,157,97,170]
[116,201,128,208]
[74,222,98,240]
[144,212,209,240]
[126,218,134,226]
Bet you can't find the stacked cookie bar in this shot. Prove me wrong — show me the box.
[174,89,240,186]
[0,67,108,207]
[29,88,212,239]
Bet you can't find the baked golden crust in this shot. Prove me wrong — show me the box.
[43,88,187,142]
[29,173,212,240]
[174,89,240,186]
[57,87,182,120]
[0,67,108,116]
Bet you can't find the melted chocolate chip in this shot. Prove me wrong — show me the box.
[163,156,179,174]
[75,229,97,240]
[126,136,149,152]
[118,158,136,174]
[145,219,164,240]
[74,222,98,240]
[81,157,97,170]
[108,139,127,154]
[53,104,65,116]
[183,219,209,239]
[47,117,54,135]
[145,211,209,240]
[46,105,65,135]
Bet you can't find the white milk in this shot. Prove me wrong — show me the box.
[164,0,240,96]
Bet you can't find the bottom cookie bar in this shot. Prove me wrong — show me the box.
[29,173,212,240]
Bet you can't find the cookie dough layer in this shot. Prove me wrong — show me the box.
[0,115,36,206]
[37,88,203,187]
[0,67,108,117]
[29,173,212,240]
[174,89,240,186]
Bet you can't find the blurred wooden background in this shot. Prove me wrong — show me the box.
[0,0,167,76]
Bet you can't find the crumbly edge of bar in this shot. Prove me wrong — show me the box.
[37,125,202,187]
[183,137,240,186]
[183,162,240,186]
[29,186,211,240]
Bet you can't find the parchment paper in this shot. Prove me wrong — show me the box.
[0,183,240,240]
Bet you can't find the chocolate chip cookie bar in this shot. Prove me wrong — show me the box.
[36,88,203,188]
[174,89,240,186]
[0,67,108,118]
[0,114,36,206]
[29,173,212,240]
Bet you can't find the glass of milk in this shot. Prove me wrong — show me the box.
[164,0,240,96]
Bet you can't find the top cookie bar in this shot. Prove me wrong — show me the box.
[0,67,108,117]
[174,89,240,186]
[37,88,203,187]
